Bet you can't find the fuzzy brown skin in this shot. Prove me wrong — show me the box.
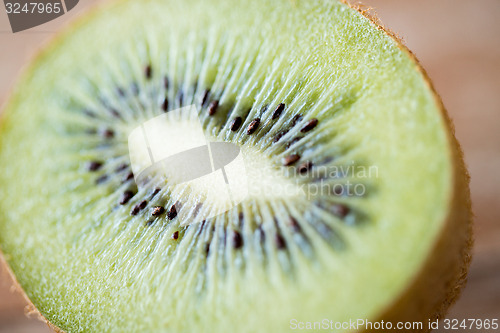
[0,255,64,333]
[0,1,473,332]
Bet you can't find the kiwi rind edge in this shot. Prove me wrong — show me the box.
[0,1,473,332]
[344,1,473,330]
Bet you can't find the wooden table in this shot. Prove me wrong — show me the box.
[0,1,499,332]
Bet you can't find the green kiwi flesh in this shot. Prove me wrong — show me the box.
[0,0,471,332]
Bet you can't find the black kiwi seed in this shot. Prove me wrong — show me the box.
[205,243,211,255]
[167,205,178,220]
[87,161,103,172]
[333,185,344,196]
[138,200,148,210]
[290,217,301,232]
[291,114,303,127]
[109,108,121,119]
[101,128,115,139]
[152,206,165,216]
[230,117,243,131]
[131,200,148,216]
[150,188,161,198]
[257,224,266,241]
[238,212,244,227]
[201,89,210,107]
[298,161,313,174]
[95,175,108,184]
[208,100,219,116]
[83,109,96,118]
[283,154,300,166]
[161,97,169,111]
[246,118,260,135]
[145,64,152,80]
[164,77,170,90]
[177,89,184,105]
[122,172,134,183]
[300,118,318,133]
[332,203,350,218]
[232,231,243,249]
[320,156,335,166]
[272,103,285,120]
[273,129,289,143]
[275,234,287,250]
[115,164,128,173]
[193,203,203,216]
[116,87,126,97]
[172,231,179,240]
[120,191,135,205]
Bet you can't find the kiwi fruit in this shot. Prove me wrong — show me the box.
[0,0,472,332]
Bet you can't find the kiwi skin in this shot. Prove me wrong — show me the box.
[0,1,472,333]
[375,66,472,332]
[345,4,473,331]
[0,255,65,333]
[370,58,472,330]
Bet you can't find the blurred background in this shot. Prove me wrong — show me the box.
[0,0,499,332]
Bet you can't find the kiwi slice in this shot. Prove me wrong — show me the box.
[0,0,472,332]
